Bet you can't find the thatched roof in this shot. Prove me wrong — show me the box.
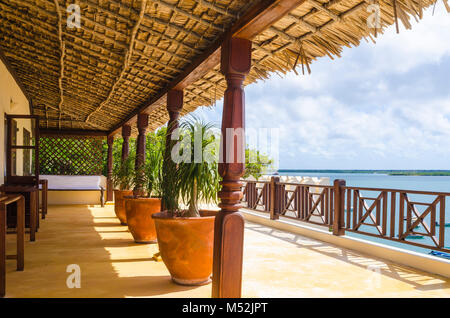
[0,0,443,135]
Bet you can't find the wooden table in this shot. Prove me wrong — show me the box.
[39,179,48,219]
[0,194,25,298]
[0,185,38,242]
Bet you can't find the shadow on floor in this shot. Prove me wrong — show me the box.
[245,221,450,292]
[4,205,208,298]
[96,230,130,234]
[90,222,123,227]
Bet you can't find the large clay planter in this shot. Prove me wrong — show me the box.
[114,190,133,225]
[152,210,216,286]
[125,197,162,243]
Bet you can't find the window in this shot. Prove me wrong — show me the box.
[11,119,17,176]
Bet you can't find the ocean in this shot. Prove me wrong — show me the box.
[276,171,450,257]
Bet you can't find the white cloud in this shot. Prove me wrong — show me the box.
[191,7,450,169]
[357,7,450,74]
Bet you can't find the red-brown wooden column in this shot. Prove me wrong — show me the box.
[165,89,183,152]
[121,124,131,161]
[161,90,183,210]
[134,113,149,194]
[106,135,114,202]
[212,36,252,298]
[135,113,149,169]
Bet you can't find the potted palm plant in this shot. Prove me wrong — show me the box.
[125,132,164,243]
[112,155,135,225]
[152,117,220,286]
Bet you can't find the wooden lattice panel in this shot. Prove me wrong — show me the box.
[39,136,104,175]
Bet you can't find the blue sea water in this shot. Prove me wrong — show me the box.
[276,172,450,258]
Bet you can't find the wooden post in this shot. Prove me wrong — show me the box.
[212,36,252,298]
[16,196,24,271]
[333,179,346,236]
[35,189,40,231]
[0,194,25,297]
[135,114,149,170]
[106,135,114,202]
[161,90,183,210]
[121,124,131,161]
[39,179,48,219]
[30,191,37,241]
[270,176,280,220]
[165,89,183,154]
[135,114,149,194]
[439,195,445,248]
[0,201,5,297]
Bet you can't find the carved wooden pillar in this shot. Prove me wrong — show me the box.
[135,113,149,169]
[134,113,149,193]
[161,90,183,210]
[106,135,114,202]
[121,124,131,161]
[212,37,252,298]
[165,89,183,154]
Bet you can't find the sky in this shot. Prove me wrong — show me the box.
[190,7,450,170]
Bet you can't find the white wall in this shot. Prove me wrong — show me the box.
[0,58,31,185]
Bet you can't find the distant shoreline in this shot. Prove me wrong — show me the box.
[277,170,450,176]
[388,172,450,176]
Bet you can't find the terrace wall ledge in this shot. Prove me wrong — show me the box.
[242,209,450,279]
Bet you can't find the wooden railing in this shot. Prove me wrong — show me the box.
[242,178,335,226]
[241,178,450,253]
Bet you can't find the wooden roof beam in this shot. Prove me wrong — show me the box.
[191,0,317,46]
[253,0,370,67]
[3,41,166,104]
[83,0,215,46]
[108,0,307,136]
[85,0,149,123]
[40,129,108,137]
[2,1,192,76]
[52,0,65,129]
[151,0,224,32]
[307,0,342,22]
[74,0,205,59]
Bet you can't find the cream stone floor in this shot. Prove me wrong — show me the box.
[3,205,450,298]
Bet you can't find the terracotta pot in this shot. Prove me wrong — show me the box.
[152,210,217,286]
[125,197,162,243]
[114,190,133,225]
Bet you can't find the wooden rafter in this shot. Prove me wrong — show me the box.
[52,0,65,130]
[0,0,440,132]
[85,0,149,123]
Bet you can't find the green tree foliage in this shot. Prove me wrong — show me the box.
[133,127,166,197]
[112,154,135,190]
[103,124,273,209]
[243,148,273,179]
[40,137,104,175]
[104,127,166,194]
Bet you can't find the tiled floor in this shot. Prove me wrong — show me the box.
[3,205,450,297]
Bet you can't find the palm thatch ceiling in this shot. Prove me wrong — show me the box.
[0,0,443,135]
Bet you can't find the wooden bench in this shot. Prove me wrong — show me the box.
[46,188,105,207]
[1,194,25,298]
[40,175,106,207]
